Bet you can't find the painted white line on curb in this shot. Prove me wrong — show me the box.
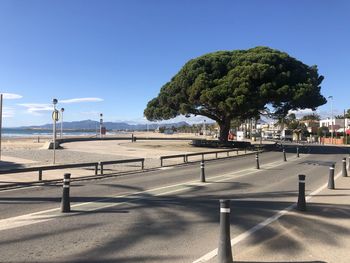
[192,170,343,263]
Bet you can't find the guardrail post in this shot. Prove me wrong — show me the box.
[200,160,206,182]
[255,152,260,169]
[328,163,335,189]
[95,164,98,175]
[218,199,233,263]
[227,151,229,157]
[141,160,144,170]
[297,174,306,211]
[184,155,187,163]
[100,163,104,175]
[342,158,347,177]
[283,147,287,162]
[160,158,163,167]
[61,173,71,213]
[216,152,218,159]
[297,147,300,158]
[236,149,239,155]
[38,169,42,181]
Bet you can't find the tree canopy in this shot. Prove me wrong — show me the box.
[301,113,321,121]
[346,109,350,118]
[144,46,327,141]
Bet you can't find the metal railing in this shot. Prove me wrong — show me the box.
[0,162,99,181]
[99,158,145,175]
[160,154,187,167]
[0,158,146,181]
[160,148,245,167]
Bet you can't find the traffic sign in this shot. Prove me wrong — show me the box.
[52,110,60,121]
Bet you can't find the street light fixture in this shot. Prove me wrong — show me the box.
[60,108,64,139]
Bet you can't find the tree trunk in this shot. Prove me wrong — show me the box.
[218,120,231,142]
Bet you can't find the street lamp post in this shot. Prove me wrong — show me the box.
[328,96,333,144]
[344,109,348,145]
[203,120,206,136]
[52,98,58,164]
[60,108,64,139]
[99,113,103,138]
[0,94,3,161]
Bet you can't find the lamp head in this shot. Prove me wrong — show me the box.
[52,98,58,105]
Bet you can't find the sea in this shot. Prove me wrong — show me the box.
[1,128,121,138]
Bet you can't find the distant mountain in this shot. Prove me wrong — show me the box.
[20,119,190,131]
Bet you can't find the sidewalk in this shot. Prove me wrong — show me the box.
[234,175,350,263]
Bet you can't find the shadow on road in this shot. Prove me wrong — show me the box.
[0,158,349,262]
[48,188,349,262]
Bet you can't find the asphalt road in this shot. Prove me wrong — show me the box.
[0,146,348,263]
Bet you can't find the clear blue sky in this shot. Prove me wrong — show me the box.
[0,0,349,127]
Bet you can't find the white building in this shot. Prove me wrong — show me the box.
[319,118,350,132]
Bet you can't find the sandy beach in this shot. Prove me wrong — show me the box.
[1,132,253,185]
[0,132,220,167]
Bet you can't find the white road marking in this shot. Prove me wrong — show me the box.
[0,153,305,232]
[158,166,175,170]
[192,170,343,263]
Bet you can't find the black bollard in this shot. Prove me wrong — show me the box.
[200,160,206,182]
[255,152,260,169]
[342,158,348,177]
[297,147,300,158]
[297,174,306,211]
[218,199,233,263]
[61,173,71,213]
[283,147,287,162]
[327,164,335,189]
